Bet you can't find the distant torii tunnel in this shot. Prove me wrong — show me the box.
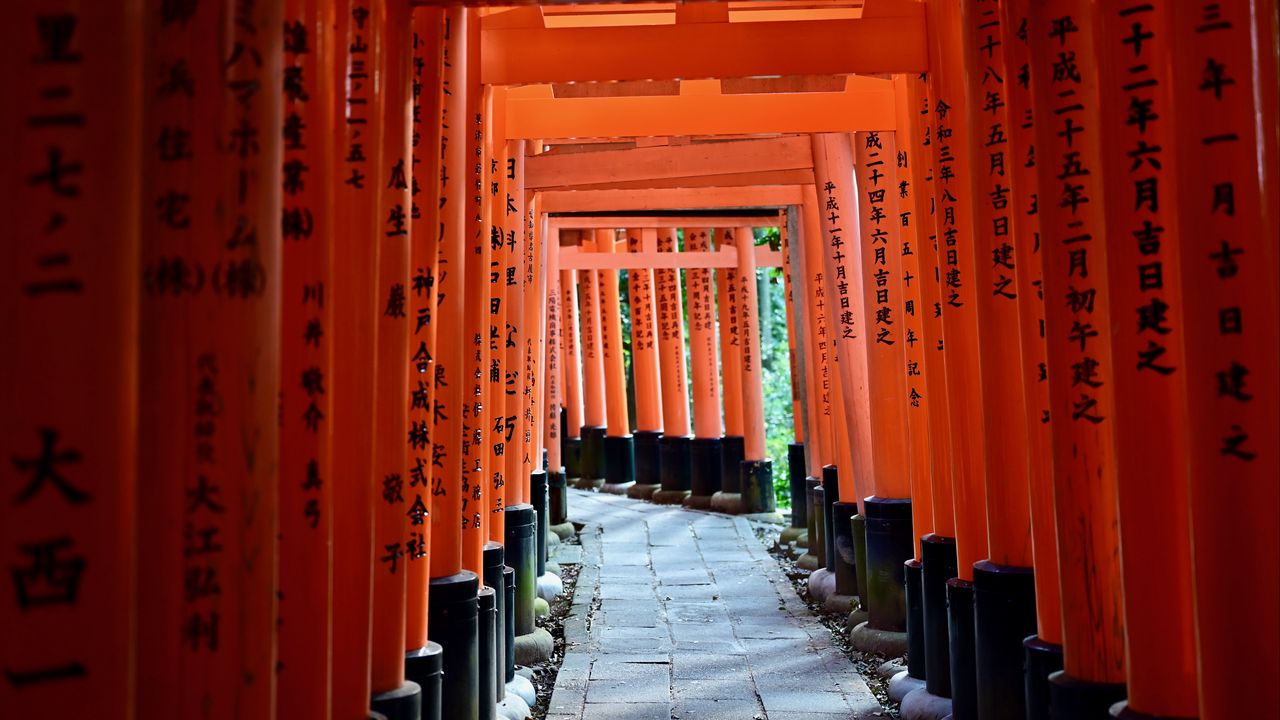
[2,3,1277,720]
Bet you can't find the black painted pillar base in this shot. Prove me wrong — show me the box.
[428,570,480,720]
[795,476,821,568]
[865,496,913,632]
[574,425,606,489]
[600,434,635,494]
[371,681,422,720]
[947,578,978,720]
[719,435,745,493]
[563,436,582,481]
[851,513,869,604]
[821,465,840,573]
[905,558,926,680]
[974,561,1037,720]
[787,442,807,530]
[547,470,568,527]
[482,541,507,704]
[405,642,443,720]
[477,586,497,720]
[504,504,537,636]
[832,501,860,597]
[812,483,827,568]
[627,429,663,499]
[684,436,722,509]
[1024,635,1064,720]
[1049,671,1127,720]
[653,434,692,504]
[529,471,549,577]
[502,567,516,682]
[740,459,775,514]
[921,534,957,698]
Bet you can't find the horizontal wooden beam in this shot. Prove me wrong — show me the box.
[549,215,782,230]
[558,244,784,270]
[538,185,805,213]
[525,136,813,190]
[506,82,895,138]
[482,15,927,84]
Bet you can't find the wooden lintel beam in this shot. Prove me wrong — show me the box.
[525,136,812,190]
[549,215,782,230]
[506,85,896,138]
[481,15,927,84]
[538,185,805,213]
[558,244,784,270]
[559,169,815,192]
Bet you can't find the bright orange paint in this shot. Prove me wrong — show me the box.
[370,0,412,694]
[1027,0,1126,684]
[1096,1,1198,714]
[486,97,509,541]
[505,142,528,506]
[999,0,1061,644]
[578,240,608,430]
[522,195,548,490]
[598,229,631,437]
[405,4,443,654]
[561,268,585,438]
[1,4,141,716]
[735,227,768,462]
[799,191,835,474]
[656,230,692,438]
[627,229,664,433]
[1171,1,1280,715]
[781,219,806,444]
[545,228,564,470]
[686,229,724,439]
[278,0,336,712]
[428,4,467,581]
[853,131,912,501]
[715,229,745,438]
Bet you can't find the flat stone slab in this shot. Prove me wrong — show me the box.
[549,489,887,719]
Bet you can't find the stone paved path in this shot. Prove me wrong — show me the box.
[546,490,882,720]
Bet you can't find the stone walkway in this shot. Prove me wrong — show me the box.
[546,490,882,720]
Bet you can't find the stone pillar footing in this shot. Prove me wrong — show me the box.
[513,627,554,666]
[1023,635,1064,720]
[405,642,444,720]
[973,561,1037,720]
[709,490,744,514]
[947,578,978,720]
[371,681,423,720]
[428,571,481,720]
[807,567,836,603]
[850,620,908,657]
[549,521,576,540]
[901,687,954,720]
[600,434,635,494]
[920,534,957,698]
[890,670,926,704]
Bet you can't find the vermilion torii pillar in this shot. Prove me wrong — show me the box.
[405,4,445,709]
[850,130,914,653]
[557,266,585,502]
[575,234,608,490]
[1171,2,1279,717]
[1,5,142,716]
[625,228,664,500]
[1028,1,1128,714]
[278,1,335,716]
[733,226,776,516]
[652,229,695,505]
[1098,5,1198,719]
[711,228,747,514]
[683,228,725,510]
[598,229,636,494]
[999,1,1065,713]
[428,8,481,720]
[780,214,813,544]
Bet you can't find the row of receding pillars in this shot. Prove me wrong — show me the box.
[3,1,1279,720]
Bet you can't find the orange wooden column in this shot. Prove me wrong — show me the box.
[332,0,383,715]
[652,229,695,502]
[684,228,725,507]
[716,229,745,443]
[504,143,528,506]
[459,6,490,578]
[781,219,805,446]
[852,130,915,635]
[597,229,635,491]
[405,4,444,663]
[575,235,608,487]
[1027,0,1127,708]
[1171,2,1280,717]
[544,233,564,476]
[1,5,140,716]
[521,195,548,495]
[891,74,936,557]
[1096,4,1198,718]
[626,228,665,496]
[428,8,481,719]
[486,102,510,542]
[370,0,414,707]
[797,196,834,482]
[998,0,1065,699]
[560,267,585,474]
[734,227,776,514]
[779,214,813,535]
[278,0,336,716]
